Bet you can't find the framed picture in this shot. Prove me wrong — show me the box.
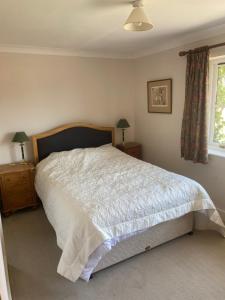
[147,79,172,113]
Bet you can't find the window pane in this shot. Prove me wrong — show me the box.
[213,64,225,143]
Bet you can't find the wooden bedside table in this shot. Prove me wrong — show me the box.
[0,163,38,216]
[116,142,142,159]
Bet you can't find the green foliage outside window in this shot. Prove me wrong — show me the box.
[213,65,225,144]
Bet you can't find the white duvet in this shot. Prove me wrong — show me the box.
[35,145,225,282]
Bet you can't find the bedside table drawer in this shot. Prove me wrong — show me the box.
[3,189,34,211]
[116,142,142,160]
[4,182,32,196]
[0,163,38,216]
[3,171,30,190]
[126,147,142,159]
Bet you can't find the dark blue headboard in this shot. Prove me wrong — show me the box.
[32,123,115,163]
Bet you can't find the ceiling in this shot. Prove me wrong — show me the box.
[1,0,225,58]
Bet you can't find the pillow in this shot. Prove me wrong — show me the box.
[99,143,112,148]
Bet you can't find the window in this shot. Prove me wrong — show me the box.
[209,57,225,152]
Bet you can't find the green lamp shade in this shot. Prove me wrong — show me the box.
[117,119,130,129]
[12,132,29,143]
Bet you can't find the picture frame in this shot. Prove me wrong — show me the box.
[147,79,172,113]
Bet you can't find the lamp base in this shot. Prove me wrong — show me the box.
[122,129,125,145]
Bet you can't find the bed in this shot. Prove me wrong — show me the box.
[32,122,225,282]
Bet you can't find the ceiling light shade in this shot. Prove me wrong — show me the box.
[124,1,153,32]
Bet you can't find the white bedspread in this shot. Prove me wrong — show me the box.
[35,145,225,282]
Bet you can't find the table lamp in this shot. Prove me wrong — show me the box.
[117,119,130,145]
[12,132,29,161]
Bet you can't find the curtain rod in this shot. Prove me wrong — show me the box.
[179,42,225,56]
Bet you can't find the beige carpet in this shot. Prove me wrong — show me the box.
[3,208,225,300]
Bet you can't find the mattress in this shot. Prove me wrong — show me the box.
[35,145,225,282]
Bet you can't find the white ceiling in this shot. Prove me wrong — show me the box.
[1,0,225,58]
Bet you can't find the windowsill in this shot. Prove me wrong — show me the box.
[208,145,225,158]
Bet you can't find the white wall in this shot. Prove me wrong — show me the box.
[0,214,11,300]
[134,34,225,212]
[0,53,135,164]
[1,34,225,213]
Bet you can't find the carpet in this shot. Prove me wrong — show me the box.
[3,207,225,300]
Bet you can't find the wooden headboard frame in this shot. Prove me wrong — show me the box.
[32,122,115,164]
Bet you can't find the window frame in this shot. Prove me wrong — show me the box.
[208,56,225,155]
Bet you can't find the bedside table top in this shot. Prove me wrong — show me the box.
[117,142,141,149]
[0,162,35,174]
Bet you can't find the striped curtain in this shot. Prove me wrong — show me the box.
[181,46,209,164]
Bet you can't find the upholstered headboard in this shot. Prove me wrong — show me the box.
[32,122,115,164]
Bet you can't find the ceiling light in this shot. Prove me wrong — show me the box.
[124,0,153,32]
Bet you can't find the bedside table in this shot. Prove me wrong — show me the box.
[116,142,142,159]
[0,163,38,216]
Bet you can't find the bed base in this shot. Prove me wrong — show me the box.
[92,213,193,275]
